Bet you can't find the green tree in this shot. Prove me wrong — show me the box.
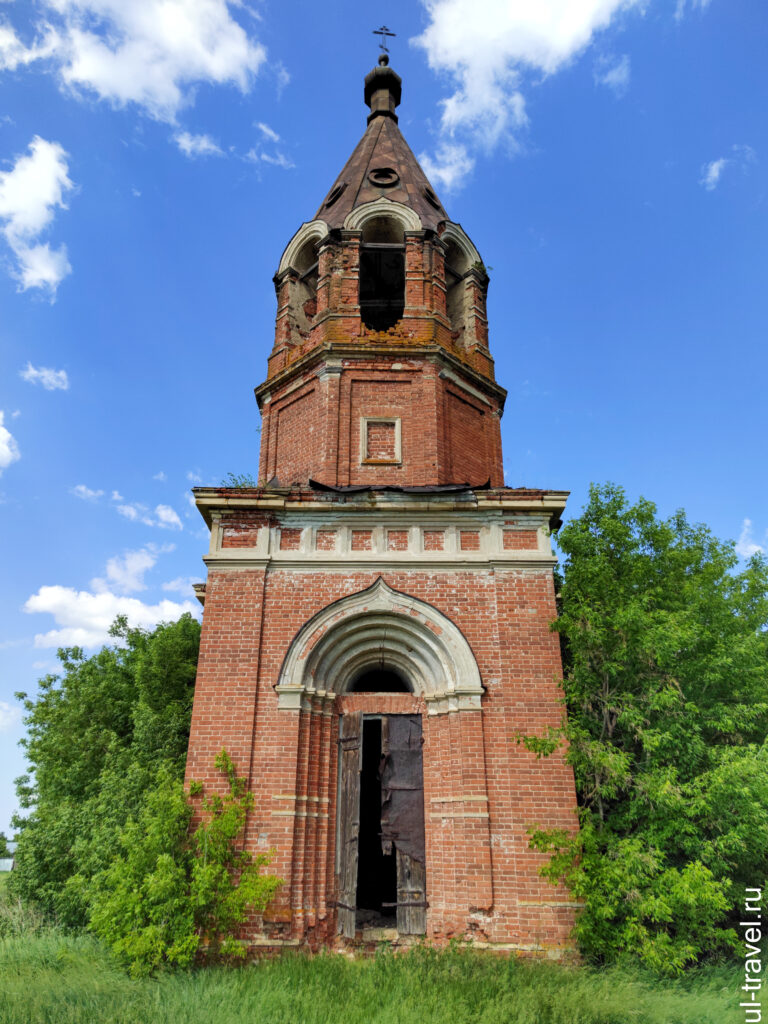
[89,750,281,977]
[10,614,201,926]
[0,832,10,858]
[528,484,768,973]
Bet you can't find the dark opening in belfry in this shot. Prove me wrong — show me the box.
[293,237,319,325]
[359,216,405,331]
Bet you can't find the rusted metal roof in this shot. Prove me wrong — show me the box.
[314,69,449,232]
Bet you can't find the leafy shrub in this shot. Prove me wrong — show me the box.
[89,751,282,976]
[10,614,200,926]
[526,483,768,972]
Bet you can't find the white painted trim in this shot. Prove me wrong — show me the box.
[360,416,402,464]
[204,556,557,572]
[278,220,329,275]
[440,222,481,267]
[343,197,422,233]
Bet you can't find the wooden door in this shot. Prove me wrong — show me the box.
[396,849,427,936]
[380,715,427,935]
[336,711,362,938]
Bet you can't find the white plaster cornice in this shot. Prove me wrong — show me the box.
[203,556,557,572]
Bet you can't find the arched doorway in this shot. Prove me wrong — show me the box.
[275,579,484,938]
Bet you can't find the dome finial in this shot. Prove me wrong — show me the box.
[365,29,401,124]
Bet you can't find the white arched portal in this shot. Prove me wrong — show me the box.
[275,579,483,714]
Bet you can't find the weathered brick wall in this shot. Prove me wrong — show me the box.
[260,382,320,485]
[186,564,578,952]
[444,389,490,485]
[257,357,505,488]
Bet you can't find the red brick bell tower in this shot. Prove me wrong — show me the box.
[186,56,579,954]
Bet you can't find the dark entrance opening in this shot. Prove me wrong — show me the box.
[356,718,397,926]
[348,667,410,693]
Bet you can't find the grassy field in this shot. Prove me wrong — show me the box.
[0,918,742,1024]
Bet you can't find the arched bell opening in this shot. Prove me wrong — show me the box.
[291,236,320,331]
[359,215,405,331]
[275,220,329,344]
[444,238,470,336]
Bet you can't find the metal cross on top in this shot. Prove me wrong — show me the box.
[373,25,396,55]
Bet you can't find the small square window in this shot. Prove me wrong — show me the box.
[361,417,401,464]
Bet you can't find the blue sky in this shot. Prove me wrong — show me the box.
[0,0,766,833]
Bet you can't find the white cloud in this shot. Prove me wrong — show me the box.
[0,410,21,475]
[24,583,198,648]
[699,156,727,191]
[674,0,712,21]
[244,146,295,170]
[0,20,57,72]
[0,700,21,733]
[245,125,294,170]
[19,361,69,390]
[153,470,166,481]
[419,142,476,193]
[174,131,223,158]
[116,502,149,523]
[162,575,202,595]
[274,63,289,96]
[116,500,183,529]
[0,135,74,295]
[70,483,103,500]
[186,469,202,482]
[593,53,630,95]
[699,145,756,191]
[1,0,267,123]
[259,150,295,169]
[255,121,280,142]
[110,489,123,501]
[412,0,646,190]
[735,519,765,560]
[91,542,174,594]
[155,504,183,529]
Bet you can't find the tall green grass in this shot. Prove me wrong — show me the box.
[0,926,740,1024]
